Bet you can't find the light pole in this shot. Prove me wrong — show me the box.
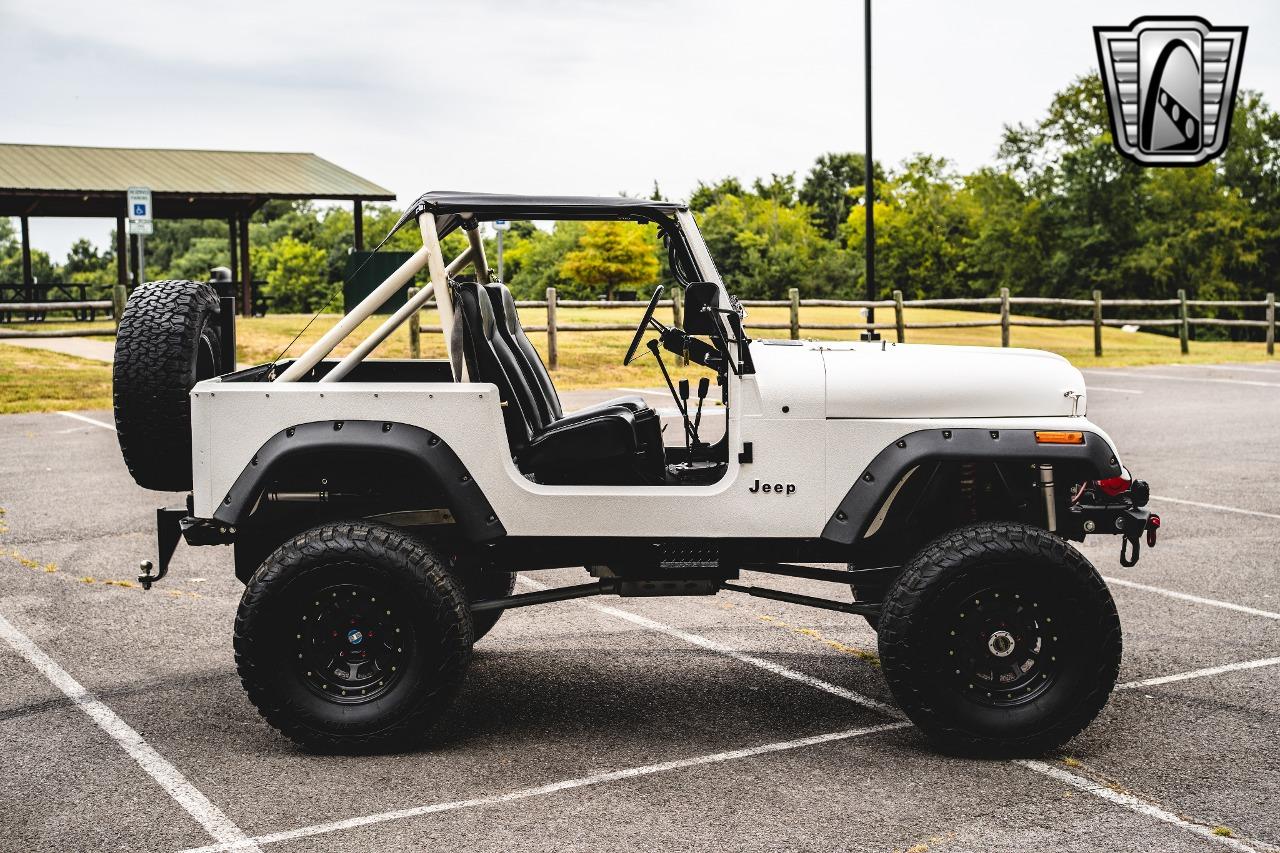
[861,0,879,340]
[494,219,509,281]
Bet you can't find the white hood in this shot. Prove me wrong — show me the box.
[820,341,1086,418]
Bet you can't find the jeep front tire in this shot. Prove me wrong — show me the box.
[877,522,1121,757]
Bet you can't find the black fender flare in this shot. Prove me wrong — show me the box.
[821,427,1121,544]
[211,420,505,543]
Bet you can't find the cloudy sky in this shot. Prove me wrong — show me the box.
[3,0,1278,259]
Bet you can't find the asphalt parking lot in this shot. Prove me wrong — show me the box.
[2,361,1279,853]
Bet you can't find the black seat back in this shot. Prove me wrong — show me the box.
[453,283,546,450]
[485,283,565,422]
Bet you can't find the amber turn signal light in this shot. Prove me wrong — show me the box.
[1035,430,1085,445]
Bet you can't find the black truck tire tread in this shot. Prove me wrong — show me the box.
[112,280,221,491]
[878,521,1120,757]
[234,522,472,751]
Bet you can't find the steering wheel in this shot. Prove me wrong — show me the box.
[623,285,664,365]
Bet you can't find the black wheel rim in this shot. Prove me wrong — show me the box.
[294,583,414,704]
[939,581,1061,707]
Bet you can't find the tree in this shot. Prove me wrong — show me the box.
[502,221,587,299]
[799,152,884,240]
[0,218,59,286]
[63,238,110,278]
[751,173,797,206]
[251,235,332,313]
[962,168,1046,297]
[61,237,115,295]
[699,190,851,299]
[991,74,1280,315]
[689,177,746,211]
[559,221,659,300]
[168,237,232,282]
[846,155,979,300]
[133,218,228,280]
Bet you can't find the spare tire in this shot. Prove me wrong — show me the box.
[113,280,224,491]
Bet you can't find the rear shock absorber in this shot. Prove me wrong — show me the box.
[1037,463,1057,532]
[958,463,978,522]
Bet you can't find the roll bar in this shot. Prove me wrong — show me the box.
[275,212,473,383]
[274,207,717,384]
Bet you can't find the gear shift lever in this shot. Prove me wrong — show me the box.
[692,376,709,446]
[679,379,691,454]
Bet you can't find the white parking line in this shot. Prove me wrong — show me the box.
[656,407,725,418]
[1103,576,1280,621]
[517,577,898,715]
[1017,760,1260,852]
[1087,370,1280,388]
[1087,386,1145,394]
[1172,364,1280,375]
[57,411,116,431]
[179,722,908,853]
[542,581,1275,851]
[1118,656,1280,690]
[0,611,261,852]
[519,578,1280,850]
[178,576,1274,853]
[1151,494,1280,521]
[614,387,668,396]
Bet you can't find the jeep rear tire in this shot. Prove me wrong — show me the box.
[113,280,224,491]
[877,522,1120,757]
[234,522,473,752]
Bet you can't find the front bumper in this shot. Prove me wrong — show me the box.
[1062,478,1161,567]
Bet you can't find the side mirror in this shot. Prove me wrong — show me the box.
[683,282,721,335]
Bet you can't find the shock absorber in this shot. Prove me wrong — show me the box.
[958,463,978,521]
[1037,463,1057,532]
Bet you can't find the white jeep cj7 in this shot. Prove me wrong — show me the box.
[112,192,1159,755]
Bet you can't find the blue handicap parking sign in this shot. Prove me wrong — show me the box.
[133,203,147,216]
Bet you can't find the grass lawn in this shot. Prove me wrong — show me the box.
[0,345,113,415]
[2,303,1274,413]
[222,304,1280,386]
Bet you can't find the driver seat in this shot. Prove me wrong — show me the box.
[453,282,665,485]
[484,283,646,424]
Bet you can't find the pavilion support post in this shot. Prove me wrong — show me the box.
[353,200,364,252]
[238,214,252,317]
[19,217,34,320]
[113,216,129,324]
[19,216,33,286]
[18,217,34,322]
[228,218,239,288]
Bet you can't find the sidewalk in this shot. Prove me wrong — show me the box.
[0,336,115,363]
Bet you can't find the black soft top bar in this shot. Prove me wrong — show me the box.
[387,190,688,243]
